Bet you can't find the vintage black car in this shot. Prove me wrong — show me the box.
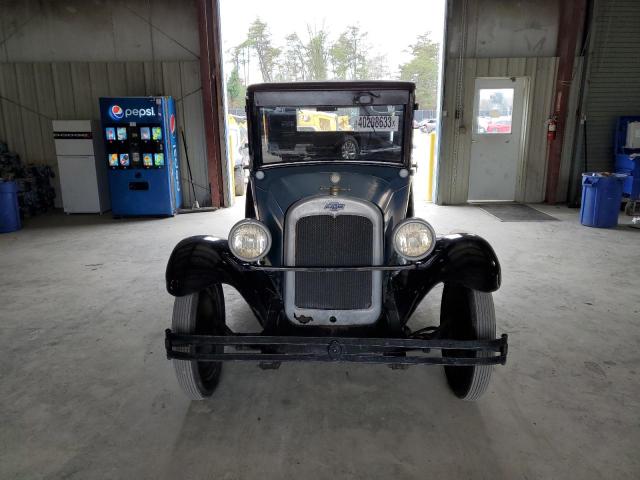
[164,81,507,401]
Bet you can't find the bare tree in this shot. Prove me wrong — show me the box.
[245,18,280,82]
[280,33,308,81]
[330,25,369,80]
[306,25,330,81]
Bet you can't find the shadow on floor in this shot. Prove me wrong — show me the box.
[160,364,508,480]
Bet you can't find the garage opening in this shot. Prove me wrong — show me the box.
[218,0,447,205]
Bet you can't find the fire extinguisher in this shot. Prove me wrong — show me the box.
[547,116,558,142]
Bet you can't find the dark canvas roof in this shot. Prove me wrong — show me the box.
[247,81,415,93]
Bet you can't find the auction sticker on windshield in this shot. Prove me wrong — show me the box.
[354,115,399,132]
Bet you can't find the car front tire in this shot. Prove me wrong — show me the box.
[172,286,225,400]
[440,284,496,401]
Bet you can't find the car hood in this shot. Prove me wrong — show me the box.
[251,163,411,265]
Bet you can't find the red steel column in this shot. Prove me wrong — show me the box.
[545,0,588,204]
[197,0,226,207]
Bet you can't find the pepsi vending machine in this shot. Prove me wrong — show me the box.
[99,97,181,216]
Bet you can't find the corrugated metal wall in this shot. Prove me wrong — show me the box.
[579,0,640,175]
[0,61,209,208]
[437,57,558,204]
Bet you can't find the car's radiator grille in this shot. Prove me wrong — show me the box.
[294,215,373,310]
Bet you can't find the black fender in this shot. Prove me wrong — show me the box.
[434,233,501,291]
[391,233,500,324]
[165,236,281,327]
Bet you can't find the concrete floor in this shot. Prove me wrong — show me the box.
[1,199,639,479]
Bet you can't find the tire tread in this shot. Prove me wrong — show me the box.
[172,293,208,400]
[460,290,495,401]
[441,285,496,401]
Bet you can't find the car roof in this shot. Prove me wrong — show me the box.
[247,81,415,93]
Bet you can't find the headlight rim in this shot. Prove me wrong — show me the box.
[392,218,437,261]
[228,219,272,263]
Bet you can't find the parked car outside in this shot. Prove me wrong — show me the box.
[486,119,512,134]
[227,114,249,195]
[419,118,437,133]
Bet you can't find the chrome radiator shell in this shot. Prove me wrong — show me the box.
[284,196,383,326]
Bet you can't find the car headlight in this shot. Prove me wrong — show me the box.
[393,219,436,261]
[228,219,272,262]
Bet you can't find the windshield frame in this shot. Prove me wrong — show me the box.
[246,82,415,169]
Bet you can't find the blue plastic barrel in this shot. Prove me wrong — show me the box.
[580,173,627,228]
[0,180,21,233]
[615,153,640,199]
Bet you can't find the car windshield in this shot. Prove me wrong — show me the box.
[259,105,406,164]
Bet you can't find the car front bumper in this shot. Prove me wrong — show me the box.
[165,330,508,366]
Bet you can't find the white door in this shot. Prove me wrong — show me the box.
[468,77,526,201]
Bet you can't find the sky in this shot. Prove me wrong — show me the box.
[219,0,446,83]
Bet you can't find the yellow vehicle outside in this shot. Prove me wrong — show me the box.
[296,109,353,132]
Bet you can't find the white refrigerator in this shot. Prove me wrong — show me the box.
[53,120,110,214]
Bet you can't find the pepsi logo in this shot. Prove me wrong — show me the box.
[109,105,124,121]
[107,104,155,121]
[170,114,176,134]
